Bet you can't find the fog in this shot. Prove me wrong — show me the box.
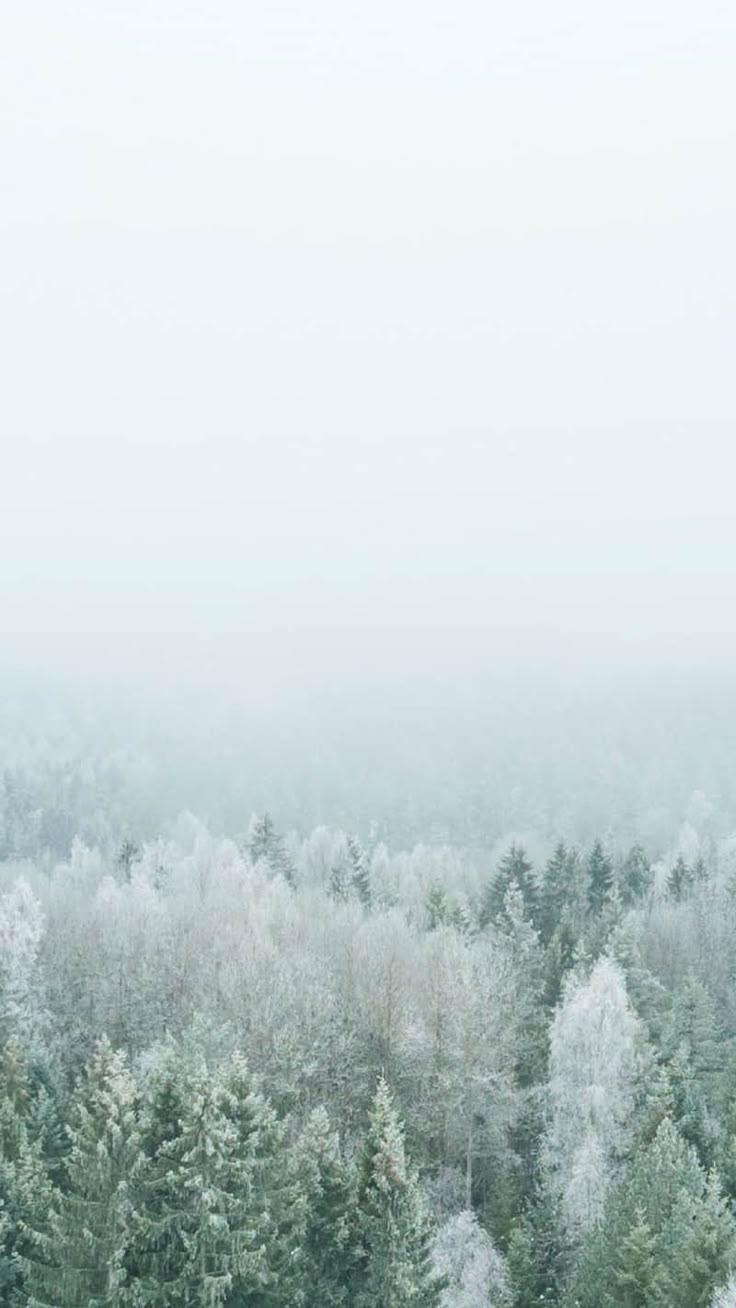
[3,0,736,797]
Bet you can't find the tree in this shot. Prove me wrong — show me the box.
[587,840,614,915]
[543,956,641,1246]
[294,1106,355,1306]
[0,878,45,1052]
[0,1040,55,1306]
[480,846,538,929]
[568,1119,736,1308]
[620,845,653,905]
[712,1275,736,1308]
[247,812,295,884]
[349,835,372,907]
[134,1050,292,1307]
[351,1078,441,1307]
[539,842,573,944]
[430,1209,510,1307]
[669,855,695,902]
[25,1038,141,1308]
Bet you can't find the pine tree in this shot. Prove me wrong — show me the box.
[669,855,695,902]
[134,1049,299,1307]
[587,839,614,915]
[480,845,538,929]
[294,1106,355,1307]
[620,844,653,905]
[610,1207,658,1308]
[0,1040,55,1306]
[539,842,572,944]
[247,813,295,884]
[351,1078,441,1307]
[25,1037,142,1308]
[568,1119,736,1308]
[348,835,372,908]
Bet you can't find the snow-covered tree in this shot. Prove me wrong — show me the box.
[352,1077,441,1307]
[543,956,641,1244]
[25,1038,141,1308]
[431,1209,510,1307]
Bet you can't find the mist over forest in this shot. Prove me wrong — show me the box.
[4,0,736,1303]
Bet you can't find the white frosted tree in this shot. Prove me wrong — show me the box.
[0,878,44,1050]
[712,1276,736,1308]
[543,955,641,1245]
[431,1209,510,1308]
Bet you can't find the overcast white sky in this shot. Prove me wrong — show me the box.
[2,0,735,692]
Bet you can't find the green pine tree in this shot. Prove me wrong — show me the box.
[351,1078,441,1307]
[294,1106,355,1307]
[620,845,653,906]
[480,845,538,929]
[25,1037,141,1308]
[587,839,614,915]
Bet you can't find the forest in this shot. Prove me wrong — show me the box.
[3,720,736,1307]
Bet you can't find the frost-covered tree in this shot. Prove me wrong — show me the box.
[25,1038,141,1308]
[352,1078,441,1307]
[587,840,614,914]
[480,845,538,929]
[431,1209,510,1307]
[0,879,44,1051]
[294,1106,355,1306]
[711,1275,736,1308]
[543,956,641,1244]
[247,812,295,884]
[568,1118,736,1308]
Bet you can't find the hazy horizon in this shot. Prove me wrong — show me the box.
[3,0,736,702]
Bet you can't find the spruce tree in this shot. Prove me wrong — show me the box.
[348,835,372,908]
[586,839,614,915]
[620,845,653,905]
[669,856,695,902]
[351,1078,441,1307]
[480,845,538,930]
[294,1106,355,1307]
[25,1037,142,1308]
[539,842,572,944]
[247,813,295,885]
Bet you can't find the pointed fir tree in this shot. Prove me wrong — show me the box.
[247,812,295,885]
[620,844,653,906]
[0,1040,55,1306]
[539,841,572,945]
[480,845,538,930]
[25,1037,142,1308]
[609,1206,658,1308]
[586,839,614,915]
[348,835,372,908]
[567,1118,736,1308]
[351,1078,441,1307]
[293,1105,355,1307]
[669,855,695,902]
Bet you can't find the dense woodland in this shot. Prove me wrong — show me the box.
[4,731,736,1308]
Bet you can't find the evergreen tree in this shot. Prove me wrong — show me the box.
[610,1207,658,1308]
[25,1038,142,1308]
[568,1119,736,1308]
[586,839,614,915]
[0,1040,55,1306]
[351,1078,441,1307]
[669,855,695,902]
[480,845,538,930]
[620,844,653,906]
[247,813,295,885]
[294,1106,355,1307]
[539,842,572,944]
[348,835,372,908]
